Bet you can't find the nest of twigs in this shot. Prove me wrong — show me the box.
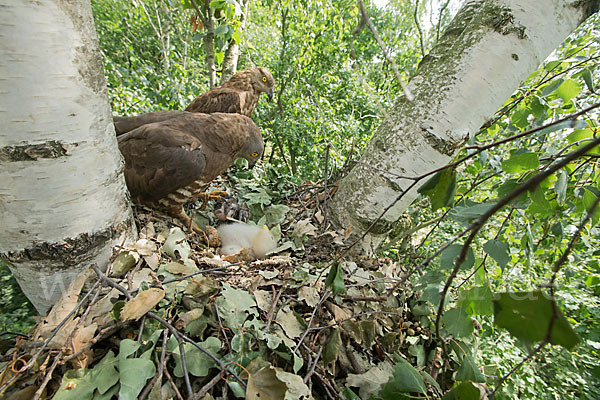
[0,179,437,400]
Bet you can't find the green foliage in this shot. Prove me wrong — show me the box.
[410,12,600,399]
[324,263,347,295]
[493,291,581,350]
[0,260,36,334]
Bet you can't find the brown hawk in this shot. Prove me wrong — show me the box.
[185,67,275,116]
[118,112,263,232]
[114,110,186,136]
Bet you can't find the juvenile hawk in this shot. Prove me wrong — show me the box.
[185,67,275,116]
[118,112,263,231]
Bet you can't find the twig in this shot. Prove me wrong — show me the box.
[357,0,414,100]
[490,341,547,398]
[60,321,130,364]
[139,329,168,400]
[322,143,331,233]
[90,265,194,399]
[214,302,231,351]
[433,137,600,362]
[303,345,324,383]
[194,369,226,399]
[0,277,100,393]
[436,1,451,42]
[164,362,185,400]
[413,0,426,57]
[293,289,331,354]
[32,350,63,400]
[265,285,285,331]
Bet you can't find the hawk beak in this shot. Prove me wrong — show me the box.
[267,88,274,102]
[248,158,258,169]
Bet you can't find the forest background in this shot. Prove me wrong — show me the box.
[1,0,599,399]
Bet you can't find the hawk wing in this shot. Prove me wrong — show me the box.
[185,88,254,116]
[118,123,207,204]
[114,110,189,136]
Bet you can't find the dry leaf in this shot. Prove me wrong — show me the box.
[298,286,320,307]
[121,288,166,321]
[34,269,93,343]
[164,261,195,275]
[293,219,317,237]
[253,290,273,312]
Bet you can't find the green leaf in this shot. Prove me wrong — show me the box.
[380,358,426,397]
[582,188,600,226]
[501,151,539,174]
[442,308,474,338]
[171,336,221,377]
[455,354,486,383]
[450,202,495,223]
[323,328,342,368]
[325,263,347,294]
[581,68,595,93]
[93,351,119,394]
[555,170,568,204]
[215,51,224,65]
[417,168,457,211]
[527,186,553,217]
[118,340,155,400]
[53,369,96,400]
[497,180,530,209]
[555,79,581,103]
[342,387,361,400]
[493,291,581,350]
[483,240,510,269]
[216,284,258,329]
[567,128,600,155]
[264,204,290,226]
[457,285,493,316]
[214,24,230,35]
[442,381,482,400]
[439,245,475,271]
[408,344,426,367]
[540,78,564,97]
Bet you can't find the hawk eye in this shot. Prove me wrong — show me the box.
[262,77,267,82]
[251,152,259,157]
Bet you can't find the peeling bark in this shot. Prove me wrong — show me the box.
[0,0,135,313]
[329,0,600,250]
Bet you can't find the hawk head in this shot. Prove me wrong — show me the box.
[237,122,264,168]
[250,67,275,101]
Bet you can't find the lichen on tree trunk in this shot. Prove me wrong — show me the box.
[0,0,135,314]
[328,0,600,251]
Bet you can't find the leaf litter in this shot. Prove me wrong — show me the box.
[0,179,442,400]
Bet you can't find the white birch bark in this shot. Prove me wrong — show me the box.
[329,0,599,250]
[0,0,135,314]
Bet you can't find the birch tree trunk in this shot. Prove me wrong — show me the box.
[329,0,599,250]
[0,0,135,314]
[221,0,250,83]
[204,0,217,88]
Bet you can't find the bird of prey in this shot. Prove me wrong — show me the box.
[185,66,275,116]
[114,110,187,136]
[118,112,264,233]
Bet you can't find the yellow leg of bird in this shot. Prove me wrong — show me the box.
[197,190,229,210]
[170,205,221,247]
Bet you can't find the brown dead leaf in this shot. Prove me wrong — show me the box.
[33,269,93,343]
[326,302,352,323]
[69,322,97,368]
[121,288,166,321]
[222,247,253,263]
[164,261,195,275]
